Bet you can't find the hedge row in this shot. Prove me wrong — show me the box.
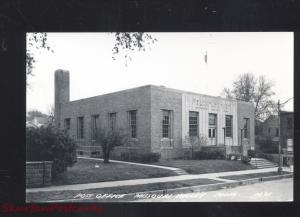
[120,152,161,163]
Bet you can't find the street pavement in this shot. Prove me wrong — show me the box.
[135,178,293,202]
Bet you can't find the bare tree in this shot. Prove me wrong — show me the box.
[47,104,55,126]
[223,73,276,122]
[95,127,129,163]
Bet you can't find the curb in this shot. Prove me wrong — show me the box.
[125,173,293,200]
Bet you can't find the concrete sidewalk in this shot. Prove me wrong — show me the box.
[77,156,188,175]
[26,166,290,193]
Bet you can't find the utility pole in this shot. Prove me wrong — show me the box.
[277,97,293,173]
[278,100,282,173]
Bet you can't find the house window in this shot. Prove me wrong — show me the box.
[128,110,137,138]
[189,111,199,137]
[108,112,117,131]
[91,115,99,140]
[243,118,249,138]
[77,117,84,139]
[162,110,172,138]
[287,118,293,130]
[276,128,279,137]
[209,113,217,126]
[225,115,233,137]
[268,128,271,134]
[64,118,71,131]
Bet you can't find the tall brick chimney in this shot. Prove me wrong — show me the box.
[54,69,70,128]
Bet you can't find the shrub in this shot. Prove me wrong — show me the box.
[241,156,251,164]
[194,148,225,160]
[256,153,279,164]
[26,126,77,178]
[139,153,161,163]
[248,150,255,158]
[120,152,161,163]
[255,136,278,154]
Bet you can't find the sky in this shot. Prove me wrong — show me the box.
[26,32,294,114]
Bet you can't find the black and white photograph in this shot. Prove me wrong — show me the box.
[25,32,294,203]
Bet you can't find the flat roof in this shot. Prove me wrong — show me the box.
[67,84,251,105]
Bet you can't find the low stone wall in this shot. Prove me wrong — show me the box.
[26,161,52,188]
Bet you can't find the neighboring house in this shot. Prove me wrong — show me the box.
[259,115,279,142]
[26,117,50,128]
[54,69,255,159]
[280,111,294,150]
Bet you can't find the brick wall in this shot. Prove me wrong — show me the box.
[60,85,152,157]
[150,86,183,159]
[26,161,52,188]
[54,70,70,128]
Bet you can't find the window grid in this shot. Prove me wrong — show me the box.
[109,113,117,131]
[128,110,137,138]
[64,118,71,131]
[225,115,232,137]
[209,113,217,126]
[189,111,199,137]
[162,110,171,138]
[77,117,84,139]
[91,115,99,140]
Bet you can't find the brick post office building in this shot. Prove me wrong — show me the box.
[54,69,255,159]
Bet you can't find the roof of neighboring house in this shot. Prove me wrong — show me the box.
[32,117,49,127]
[280,111,294,116]
[264,115,278,123]
[26,121,38,128]
[26,117,50,128]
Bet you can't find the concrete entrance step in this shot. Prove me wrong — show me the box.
[249,158,278,169]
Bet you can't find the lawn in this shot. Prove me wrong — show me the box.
[219,171,291,181]
[154,160,256,174]
[52,158,177,186]
[27,178,222,202]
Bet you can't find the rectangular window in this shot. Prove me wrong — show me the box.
[64,118,71,131]
[108,112,117,131]
[91,115,99,140]
[268,128,271,134]
[128,110,137,138]
[77,117,84,139]
[209,113,217,126]
[189,111,199,137]
[243,118,249,138]
[225,115,232,137]
[276,128,279,137]
[162,110,172,138]
[287,118,293,130]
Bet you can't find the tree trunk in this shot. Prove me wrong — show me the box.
[103,147,110,163]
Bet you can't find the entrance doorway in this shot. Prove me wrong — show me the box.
[208,127,217,145]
